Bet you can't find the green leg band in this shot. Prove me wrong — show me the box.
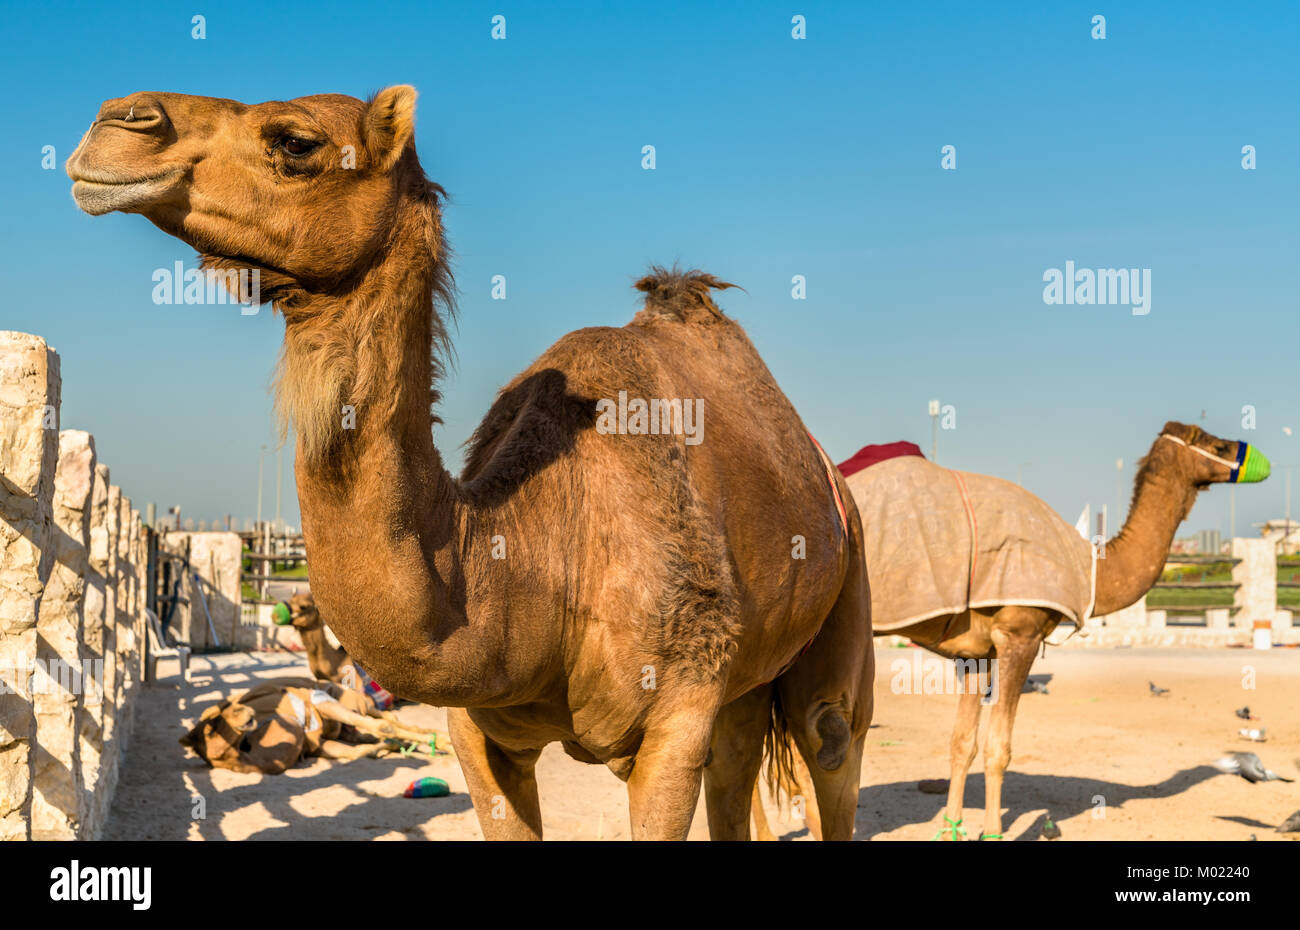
[932,815,966,841]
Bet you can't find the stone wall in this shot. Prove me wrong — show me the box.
[0,332,60,841]
[0,333,145,840]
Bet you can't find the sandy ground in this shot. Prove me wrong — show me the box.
[103,645,1300,841]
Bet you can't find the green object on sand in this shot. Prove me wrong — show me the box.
[404,777,450,799]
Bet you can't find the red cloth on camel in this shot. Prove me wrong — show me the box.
[837,441,925,478]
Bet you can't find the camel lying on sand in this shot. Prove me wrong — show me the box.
[274,592,395,709]
[180,678,447,774]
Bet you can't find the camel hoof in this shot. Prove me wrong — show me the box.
[813,708,851,771]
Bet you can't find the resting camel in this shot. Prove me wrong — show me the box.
[68,86,874,839]
[757,422,1268,840]
[180,678,446,774]
[274,591,395,709]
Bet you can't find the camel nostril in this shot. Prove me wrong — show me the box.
[97,96,168,132]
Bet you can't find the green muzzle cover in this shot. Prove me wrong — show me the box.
[1234,444,1270,484]
[271,601,292,626]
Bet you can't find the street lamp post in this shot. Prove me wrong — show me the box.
[256,444,267,531]
[275,447,283,533]
[928,399,940,463]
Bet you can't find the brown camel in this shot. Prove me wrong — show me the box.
[68,86,874,839]
[276,592,352,683]
[758,421,1268,840]
[274,591,396,709]
[180,678,447,775]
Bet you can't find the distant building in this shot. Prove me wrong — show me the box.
[1172,530,1227,555]
[1258,519,1300,554]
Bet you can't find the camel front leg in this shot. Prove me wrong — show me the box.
[980,629,1037,840]
[314,696,448,747]
[317,739,389,762]
[626,694,722,840]
[938,673,983,840]
[703,685,771,840]
[446,707,544,841]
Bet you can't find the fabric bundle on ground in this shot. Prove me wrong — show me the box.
[840,451,1094,632]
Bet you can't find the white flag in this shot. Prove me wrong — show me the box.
[1074,504,1090,540]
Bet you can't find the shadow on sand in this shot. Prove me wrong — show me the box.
[854,764,1224,840]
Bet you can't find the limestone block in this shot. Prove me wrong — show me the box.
[31,430,95,839]
[1231,538,1275,630]
[1094,595,1147,628]
[0,331,60,842]
[166,532,243,649]
[78,464,111,834]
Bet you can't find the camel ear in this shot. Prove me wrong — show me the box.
[365,85,417,171]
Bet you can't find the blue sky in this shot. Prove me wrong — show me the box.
[2,0,1297,538]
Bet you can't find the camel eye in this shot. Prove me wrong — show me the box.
[279,136,320,157]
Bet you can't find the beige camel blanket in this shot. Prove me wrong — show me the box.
[845,456,1095,632]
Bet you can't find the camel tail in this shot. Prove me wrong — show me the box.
[761,687,801,811]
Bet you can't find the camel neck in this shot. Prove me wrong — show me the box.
[287,201,521,706]
[1093,440,1198,616]
[298,625,347,680]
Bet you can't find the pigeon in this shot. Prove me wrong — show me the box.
[1041,815,1061,840]
[1235,707,1256,720]
[1023,678,1049,695]
[1238,728,1267,742]
[1277,810,1300,834]
[1213,752,1295,783]
[1149,681,1170,696]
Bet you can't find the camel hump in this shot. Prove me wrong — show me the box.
[634,265,738,322]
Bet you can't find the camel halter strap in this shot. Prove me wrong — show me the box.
[1159,433,1267,483]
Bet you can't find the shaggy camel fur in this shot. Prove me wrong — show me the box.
[69,86,874,839]
[757,421,1266,840]
[180,678,446,775]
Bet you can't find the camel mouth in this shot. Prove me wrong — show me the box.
[69,168,184,216]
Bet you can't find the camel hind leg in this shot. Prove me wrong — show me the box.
[750,744,823,840]
[978,608,1044,840]
[771,523,874,840]
[938,673,983,840]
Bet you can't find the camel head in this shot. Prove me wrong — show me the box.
[273,592,324,633]
[67,86,431,295]
[180,702,264,774]
[1135,422,1270,522]
[1155,421,1269,488]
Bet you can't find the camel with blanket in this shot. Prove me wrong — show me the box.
[180,678,447,774]
[756,422,1267,841]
